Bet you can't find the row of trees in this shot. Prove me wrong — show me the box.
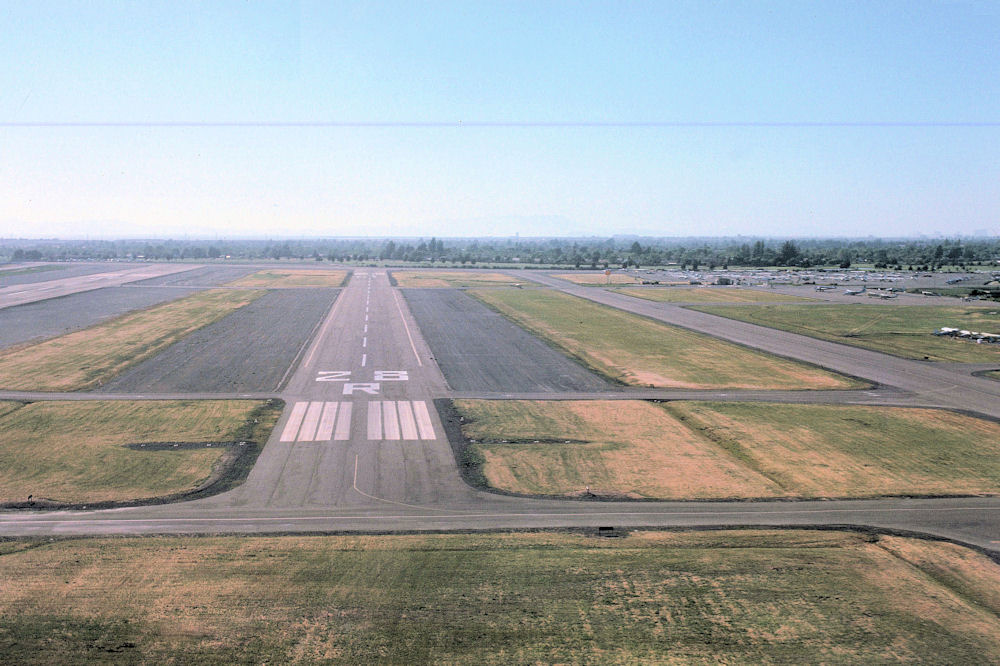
[2,236,998,270]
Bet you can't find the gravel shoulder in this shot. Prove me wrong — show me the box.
[404,288,611,392]
[0,286,198,350]
[99,289,339,393]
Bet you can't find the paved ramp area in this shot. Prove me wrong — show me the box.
[130,265,258,286]
[0,286,198,350]
[98,289,339,393]
[403,288,611,392]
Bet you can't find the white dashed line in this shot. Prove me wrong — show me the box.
[362,337,367,348]
[361,353,367,367]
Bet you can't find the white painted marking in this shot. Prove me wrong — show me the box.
[279,402,309,442]
[316,370,351,382]
[343,382,380,395]
[298,401,325,441]
[316,402,339,440]
[362,337,367,348]
[334,402,352,440]
[367,401,383,440]
[397,401,418,440]
[374,370,408,381]
[392,288,423,366]
[412,401,436,440]
[365,314,369,322]
[361,353,367,367]
[382,401,401,440]
[364,324,368,333]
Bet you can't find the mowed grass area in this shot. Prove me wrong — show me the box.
[0,289,262,391]
[455,400,1000,499]
[692,303,1000,362]
[226,269,347,288]
[1,531,998,663]
[618,286,814,304]
[392,270,523,288]
[0,400,276,504]
[469,288,861,389]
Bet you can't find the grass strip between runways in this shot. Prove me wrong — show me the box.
[0,399,278,504]
[455,400,1000,499]
[469,288,862,389]
[0,531,998,662]
[226,269,347,288]
[0,289,263,391]
[391,270,523,288]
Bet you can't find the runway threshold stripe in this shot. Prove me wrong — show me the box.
[412,401,436,440]
[367,401,382,440]
[298,401,325,441]
[333,402,352,441]
[398,401,418,440]
[383,401,401,440]
[279,402,309,442]
[316,402,339,440]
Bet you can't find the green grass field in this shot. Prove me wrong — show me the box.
[618,286,814,304]
[0,400,277,504]
[0,289,263,391]
[691,303,1000,362]
[455,400,1000,499]
[1,531,997,663]
[469,288,862,389]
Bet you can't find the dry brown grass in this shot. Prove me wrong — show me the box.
[0,400,265,503]
[227,269,347,288]
[666,402,1000,497]
[618,286,815,303]
[0,289,262,391]
[392,271,522,288]
[554,272,643,285]
[1,530,998,663]
[458,400,781,498]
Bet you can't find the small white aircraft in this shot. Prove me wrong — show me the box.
[844,287,866,295]
[815,285,837,291]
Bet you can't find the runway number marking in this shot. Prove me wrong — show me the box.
[316,370,351,382]
[374,370,408,381]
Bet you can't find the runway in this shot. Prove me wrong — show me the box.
[1,268,998,557]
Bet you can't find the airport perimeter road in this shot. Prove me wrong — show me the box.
[1,269,999,558]
[519,272,1000,420]
[0,263,200,309]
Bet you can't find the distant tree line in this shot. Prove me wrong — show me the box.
[2,236,999,270]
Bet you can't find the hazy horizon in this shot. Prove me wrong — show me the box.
[4,2,999,239]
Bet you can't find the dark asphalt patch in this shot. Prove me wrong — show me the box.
[0,286,199,350]
[129,265,258,286]
[98,289,339,393]
[405,289,611,392]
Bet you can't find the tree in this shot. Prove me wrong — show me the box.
[776,240,800,265]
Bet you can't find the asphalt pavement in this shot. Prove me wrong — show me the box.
[1,267,998,557]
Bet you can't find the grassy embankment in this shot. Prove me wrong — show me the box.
[0,399,279,505]
[391,270,523,288]
[455,400,1000,499]
[618,286,814,304]
[226,269,347,288]
[469,288,862,389]
[692,303,1000,363]
[1,531,997,663]
[0,289,263,391]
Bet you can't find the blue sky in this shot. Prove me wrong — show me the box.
[2,1,998,238]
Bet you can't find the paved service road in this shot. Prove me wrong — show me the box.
[1,269,999,558]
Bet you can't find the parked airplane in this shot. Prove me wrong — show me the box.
[844,287,866,295]
[815,285,837,291]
